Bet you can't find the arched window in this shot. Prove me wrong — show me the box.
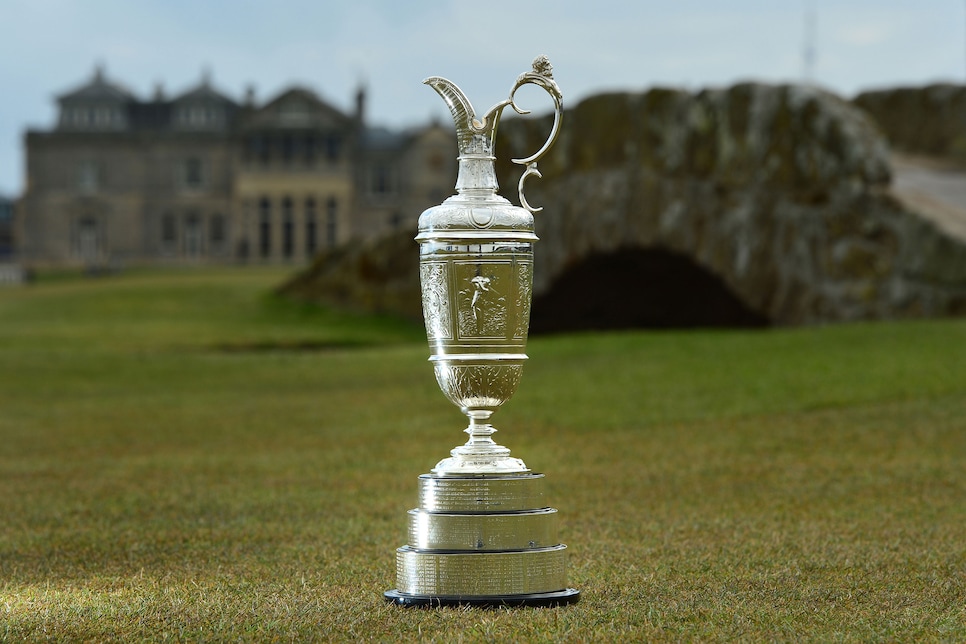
[259,197,271,258]
[305,198,317,256]
[282,196,294,259]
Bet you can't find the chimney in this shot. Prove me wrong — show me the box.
[355,85,366,124]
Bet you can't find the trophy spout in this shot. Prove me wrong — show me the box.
[422,77,507,158]
[423,76,508,195]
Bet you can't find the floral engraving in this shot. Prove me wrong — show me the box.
[513,262,533,339]
[420,262,452,340]
[434,363,524,410]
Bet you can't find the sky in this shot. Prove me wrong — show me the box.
[0,0,964,197]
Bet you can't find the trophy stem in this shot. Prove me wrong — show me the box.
[432,410,529,475]
[463,409,498,447]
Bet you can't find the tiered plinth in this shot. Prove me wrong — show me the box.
[385,473,579,607]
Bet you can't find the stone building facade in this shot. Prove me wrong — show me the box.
[0,195,13,259]
[18,67,456,267]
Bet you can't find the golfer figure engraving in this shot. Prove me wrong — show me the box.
[385,56,579,607]
[470,275,491,335]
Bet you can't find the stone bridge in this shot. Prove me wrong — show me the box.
[282,83,966,331]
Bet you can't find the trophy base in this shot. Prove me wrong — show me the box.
[384,588,580,608]
[387,473,578,607]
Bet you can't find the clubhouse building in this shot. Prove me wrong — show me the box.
[18,66,455,267]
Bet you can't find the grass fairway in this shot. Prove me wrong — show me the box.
[1,267,965,641]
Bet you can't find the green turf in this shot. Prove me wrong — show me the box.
[1,267,964,641]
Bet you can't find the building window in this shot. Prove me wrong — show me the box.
[303,135,316,166]
[305,198,317,256]
[279,101,310,125]
[245,134,268,163]
[184,212,203,258]
[282,197,294,259]
[259,197,271,258]
[77,161,100,194]
[247,135,269,165]
[161,213,177,253]
[389,212,403,230]
[210,214,226,250]
[326,197,337,248]
[326,134,341,162]
[281,135,295,164]
[183,157,203,190]
[75,216,100,262]
[372,164,391,194]
[177,105,222,127]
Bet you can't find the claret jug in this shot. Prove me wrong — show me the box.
[385,56,579,607]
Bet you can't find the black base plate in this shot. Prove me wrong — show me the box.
[384,588,580,608]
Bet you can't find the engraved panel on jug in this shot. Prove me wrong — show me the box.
[455,261,510,340]
[420,262,452,341]
[513,262,533,340]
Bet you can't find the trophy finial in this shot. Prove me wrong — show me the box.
[531,54,553,78]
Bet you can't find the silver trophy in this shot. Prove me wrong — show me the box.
[385,56,579,607]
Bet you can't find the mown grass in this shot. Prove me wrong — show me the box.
[1,266,964,641]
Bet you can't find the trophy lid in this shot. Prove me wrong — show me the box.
[415,196,538,243]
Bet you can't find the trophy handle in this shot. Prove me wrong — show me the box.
[506,55,564,213]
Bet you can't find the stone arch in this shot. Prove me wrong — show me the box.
[530,246,769,334]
